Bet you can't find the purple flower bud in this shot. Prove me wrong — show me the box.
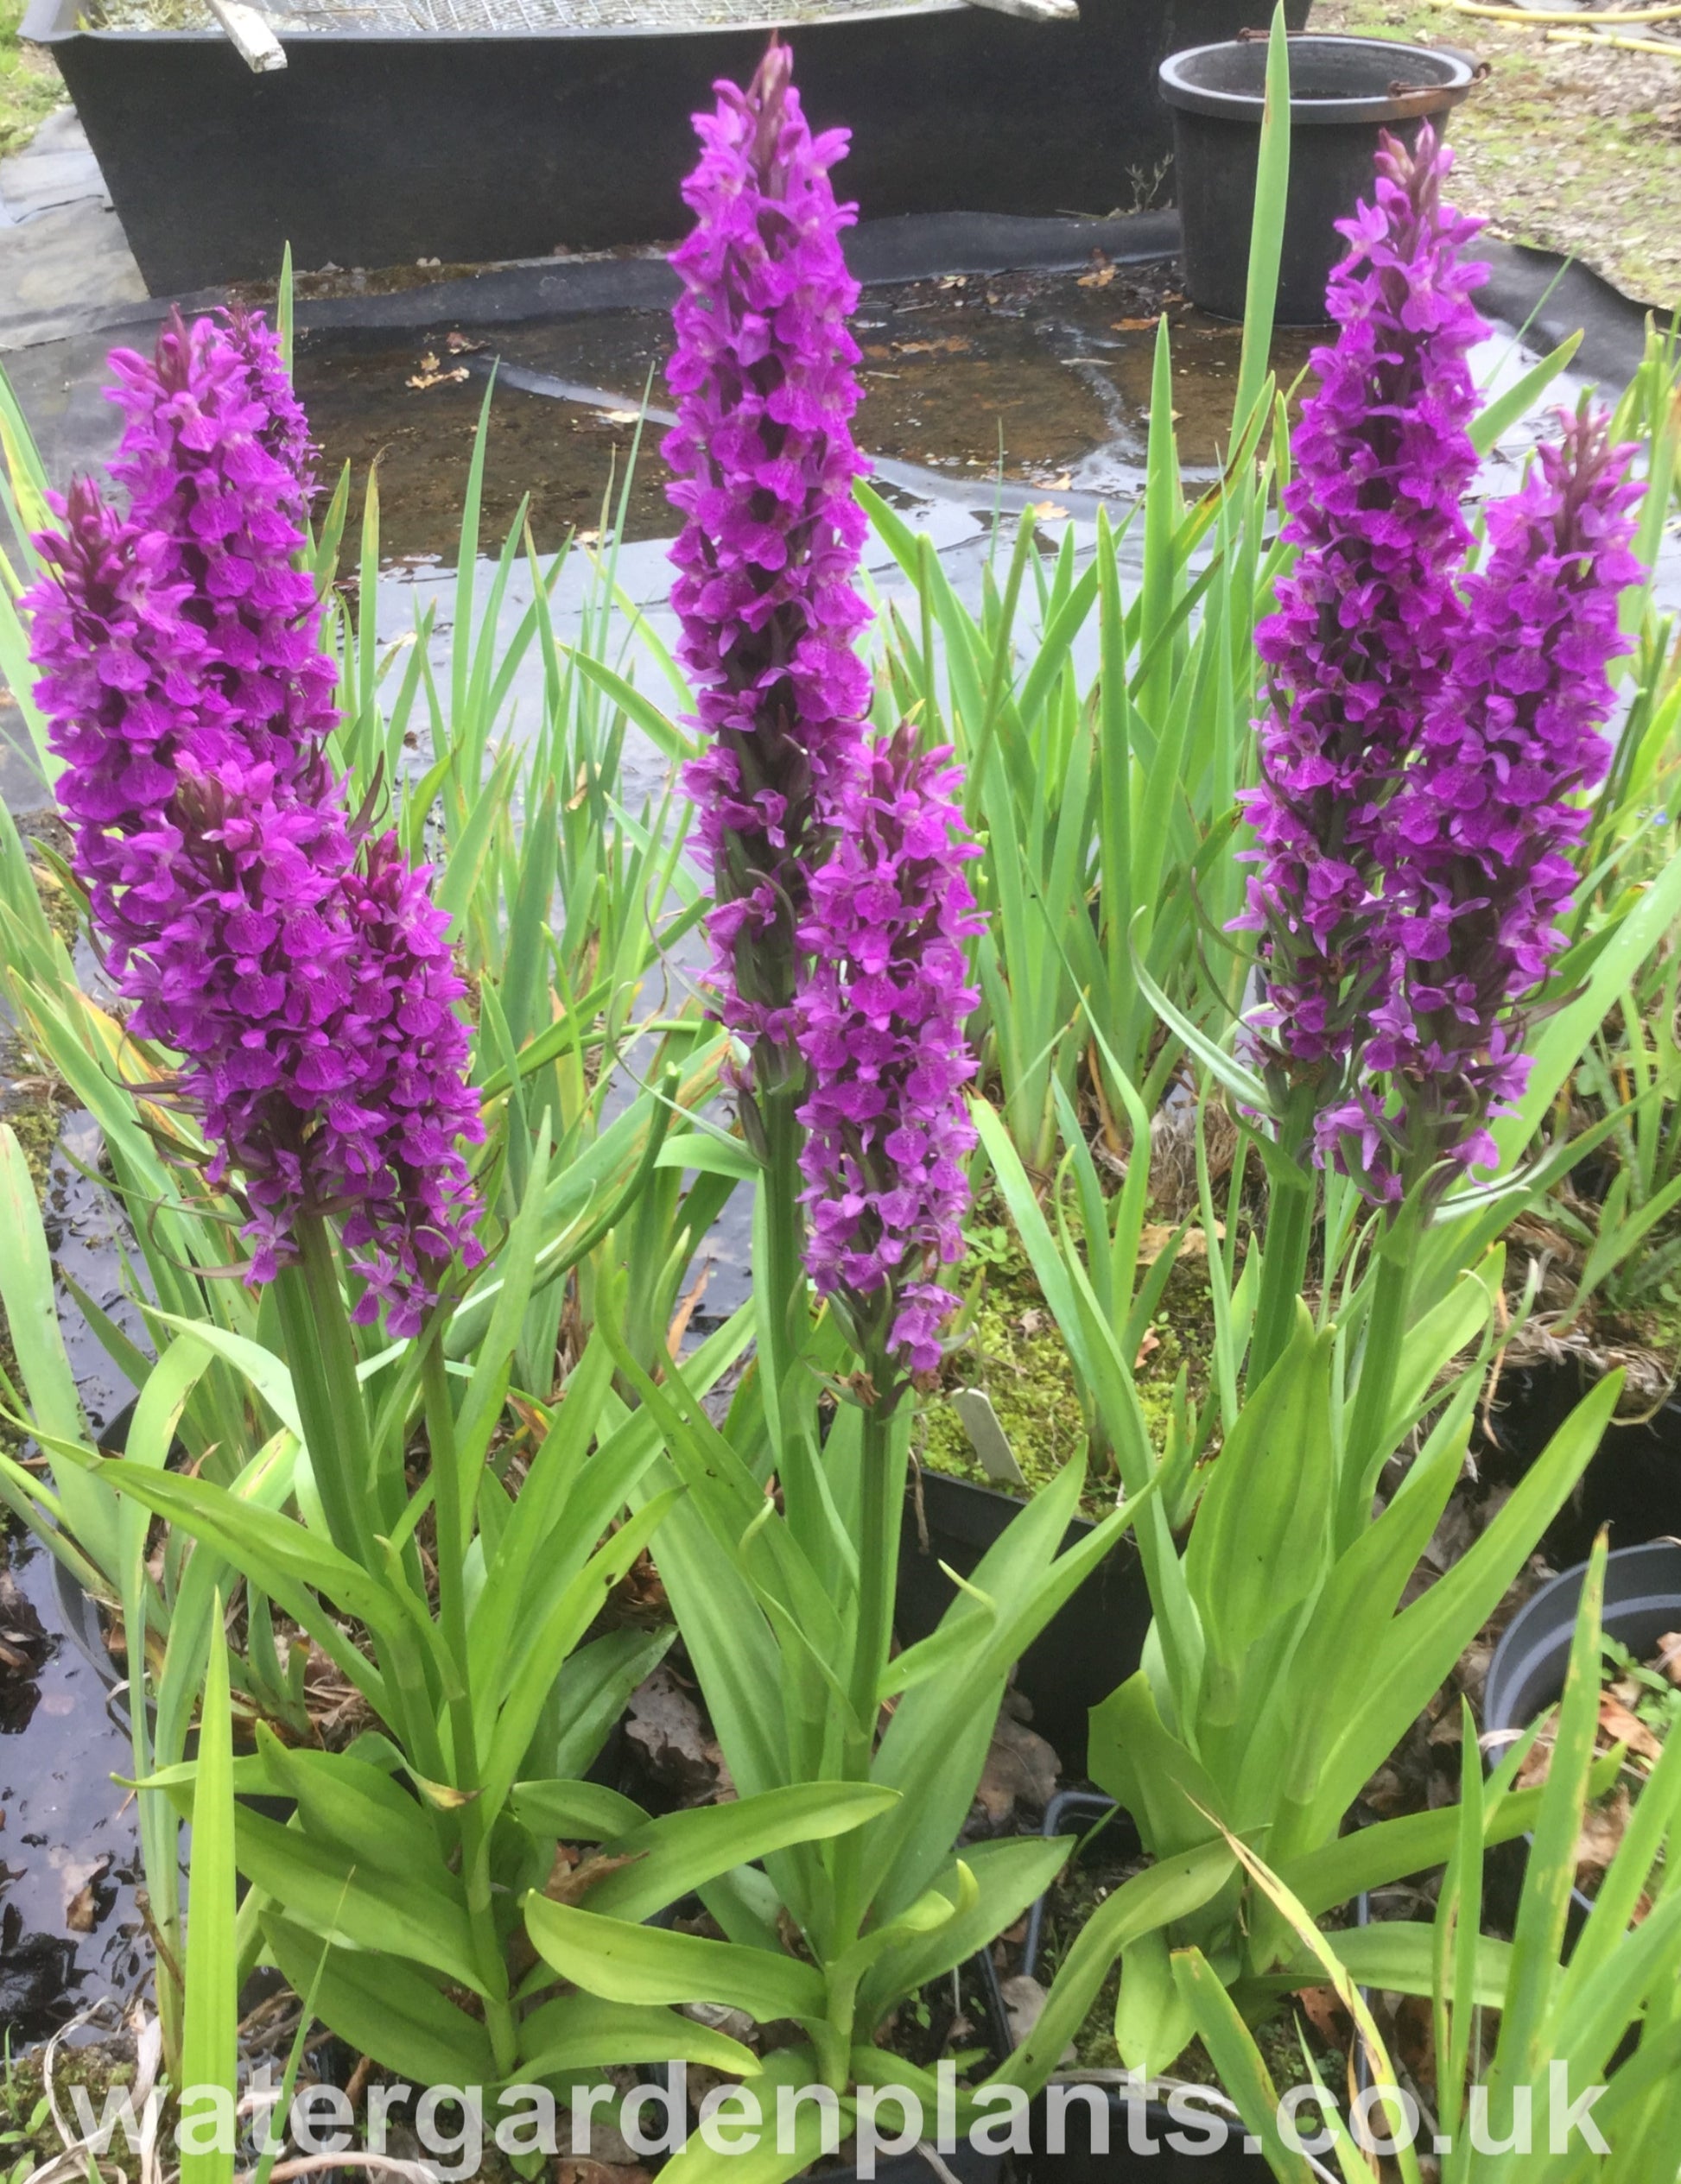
[1235,125,1489,1113]
[665,36,872,1073]
[796,728,983,1380]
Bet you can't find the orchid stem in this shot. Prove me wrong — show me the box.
[830,1390,904,1960]
[758,1079,808,1415]
[421,1324,519,2079]
[281,1217,375,1566]
[1340,1227,1416,1544]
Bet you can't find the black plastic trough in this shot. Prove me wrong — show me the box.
[22,0,1309,296]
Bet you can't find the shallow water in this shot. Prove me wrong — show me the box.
[2,260,1678,2041]
[1,1121,156,2047]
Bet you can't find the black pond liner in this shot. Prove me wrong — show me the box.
[896,1473,1151,1781]
[1157,34,1477,325]
[1481,1539,1681,1933]
[1481,1364,1681,1571]
[991,1791,1277,2181]
[21,0,1310,296]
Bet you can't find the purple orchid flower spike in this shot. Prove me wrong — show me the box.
[1322,399,1645,1203]
[664,35,872,1095]
[796,725,984,1396]
[26,309,484,1333]
[1234,123,1490,1135]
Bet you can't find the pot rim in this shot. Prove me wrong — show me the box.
[1158,35,1477,127]
[1483,1537,1681,1735]
[1481,1538,1681,1921]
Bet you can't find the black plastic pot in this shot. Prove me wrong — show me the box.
[1005,1793,1277,2181]
[856,2151,1002,2184]
[1482,1540,1681,1928]
[1157,35,1478,324]
[1482,1363,1681,1568]
[23,0,1308,296]
[896,1473,1153,1779]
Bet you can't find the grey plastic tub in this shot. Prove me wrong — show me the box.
[1158,33,1477,323]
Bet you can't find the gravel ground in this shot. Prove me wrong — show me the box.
[1316,0,1681,309]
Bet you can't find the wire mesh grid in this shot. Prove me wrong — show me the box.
[100,0,955,35]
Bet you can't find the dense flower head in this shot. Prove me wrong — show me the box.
[117,769,485,1331]
[1236,124,1489,1105]
[664,36,872,1068]
[1318,402,1643,1201]
[796,728,983,1379]
[26,307,338,947]
[27,311,483,1327]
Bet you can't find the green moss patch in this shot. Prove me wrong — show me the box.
[917,1212,1220,1522]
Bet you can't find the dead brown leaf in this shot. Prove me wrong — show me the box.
[1076,265,1115,288]
[625,1664,734,1804]
[1394,1992,1437,2094]
[406,366,470,391]
[667,1263,712,1360]
[1296,1985,1349,2047]
[1658,1631,1681,1687]
[557,2162,652,2184]
[544,1850,645,1906]
[62,1855,111,1932]
[1599,1693,1667,1767]
[1576,1782,1632,1876]
[968,1708,1060,1835]
[1113,315,1159,331]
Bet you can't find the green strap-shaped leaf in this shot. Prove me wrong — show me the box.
[586,1782,899,1925]
[251,1726,449,1883]
[654,2046,840,2184]
[1088,1672,1224,1859]
[523,1894,827,2024]
[263,1912,497,2088]
[517,1993,759,2084]
[984,1840,1237,2097]
[1184,1306,1335,1672]
[511,1776,649,1843]
[857,1834,1072,2026]
[1266,1921,1512,2007]
[0,1125,113,1573]
[549,1625,676,1781]
[234,1807,483,1995]
[1171,1947,1316,2184]
[98,1459,404,1653]
[180,1598,237,2184]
